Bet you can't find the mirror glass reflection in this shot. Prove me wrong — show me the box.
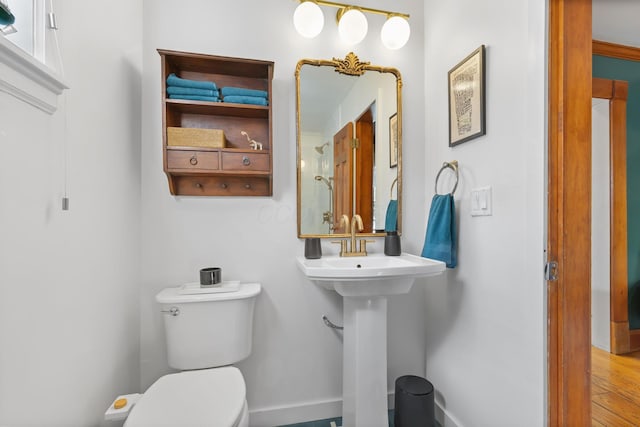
[296,54,402,237]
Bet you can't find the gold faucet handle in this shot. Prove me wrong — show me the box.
[331,240,348,256]
[359,239,375,255]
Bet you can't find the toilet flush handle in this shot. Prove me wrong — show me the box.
[161,306,180,316]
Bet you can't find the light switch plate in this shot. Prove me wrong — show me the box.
[471,186,492,216]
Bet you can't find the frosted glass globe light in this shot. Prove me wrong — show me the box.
[381,16,410,50]
[294,1,324,38]
[338,8,368,45]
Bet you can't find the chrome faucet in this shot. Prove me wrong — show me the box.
[332,214,372,257]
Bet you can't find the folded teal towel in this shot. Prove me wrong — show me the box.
[169,94,220,102]
[221,87,268,98]
[167,86,219,97]
[421,194,457,268]
[166,73,217,91]
[223,95,268,106]
[384,199,398,232]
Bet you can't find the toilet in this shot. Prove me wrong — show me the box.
[124,282,261,427]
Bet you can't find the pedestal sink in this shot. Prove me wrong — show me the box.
[296,253,445,427]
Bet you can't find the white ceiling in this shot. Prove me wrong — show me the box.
[593,0,640,47]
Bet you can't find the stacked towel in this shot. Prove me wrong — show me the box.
[421,194,457,268]
[221,87,268,98]
[167,73,217,90]
[169,95,220,102]
[166,73,219,102]
[167,86,219,97]
[222,95,268,106]
[221,86,269,106]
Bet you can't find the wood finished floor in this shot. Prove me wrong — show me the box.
[592,346,640,426]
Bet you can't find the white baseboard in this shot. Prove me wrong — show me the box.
[249,393,396,427]
[249,397,341,427]
[249,393,461,427]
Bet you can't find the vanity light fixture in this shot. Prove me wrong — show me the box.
[293,0,410,49]
[293,0,324,38]
[337,6,367,45]
[380,15,410,50]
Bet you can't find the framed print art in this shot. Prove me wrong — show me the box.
[448,45,486,146]
[389,112,398,168]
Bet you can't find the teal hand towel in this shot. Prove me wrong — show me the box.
[421,194,457,268]
[221,87,268,98]
[168,94,220,102]
[223,95,268,106]
[167,86,219,97]
[166,73,218,91]
[384,199,398,232]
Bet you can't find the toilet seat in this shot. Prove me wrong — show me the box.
[124,367,246,427]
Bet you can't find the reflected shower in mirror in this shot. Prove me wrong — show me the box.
[296,53,402,238]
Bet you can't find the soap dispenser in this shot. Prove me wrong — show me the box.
[384,231,401,256]
[304,237,322,259]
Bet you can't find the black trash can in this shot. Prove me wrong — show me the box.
[394,375,435,427]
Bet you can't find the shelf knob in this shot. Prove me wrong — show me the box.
[194,182,202,188]
[242,156,251,166]
[190,155,198,166]
[220,183,228,189]
[245,183,252,189]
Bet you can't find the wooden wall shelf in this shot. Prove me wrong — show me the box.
[159,49,274,196]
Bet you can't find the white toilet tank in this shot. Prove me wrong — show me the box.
[156,282,261,370]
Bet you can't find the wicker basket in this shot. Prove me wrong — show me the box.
[167,127,226,148]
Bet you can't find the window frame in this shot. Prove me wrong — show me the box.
[0,0,67,114]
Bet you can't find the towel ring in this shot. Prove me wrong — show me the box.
[390,177,398,199]
[434,161,459,195]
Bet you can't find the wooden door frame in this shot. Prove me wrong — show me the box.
[355,108,374,233]
[593,40,640,351]
[594,40,640,61]
[550,6,640,418]
[548,1,592,425]
[593,77,630,355]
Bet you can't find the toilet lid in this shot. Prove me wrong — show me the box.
[124,367,246,427]
[156,282,261,304]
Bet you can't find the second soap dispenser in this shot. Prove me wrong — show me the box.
[384,231,401,256]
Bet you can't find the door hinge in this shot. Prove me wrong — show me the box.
[351,138,360,149]
[545,261,559,281]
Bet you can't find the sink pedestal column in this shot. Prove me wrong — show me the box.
[296,254,446,426]
[342,296,389,427]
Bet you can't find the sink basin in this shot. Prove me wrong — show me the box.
[296,252,445,296]
[297,252,445,426]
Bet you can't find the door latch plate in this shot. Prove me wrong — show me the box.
[545,261,559,281]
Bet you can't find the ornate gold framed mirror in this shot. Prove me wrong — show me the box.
[296,53,403,238]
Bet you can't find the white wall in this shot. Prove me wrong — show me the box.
[140,0,427,424]
[0,1,142,426]
[423,1,546,426]
[0,0,553,424]
[592,99,611,352]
